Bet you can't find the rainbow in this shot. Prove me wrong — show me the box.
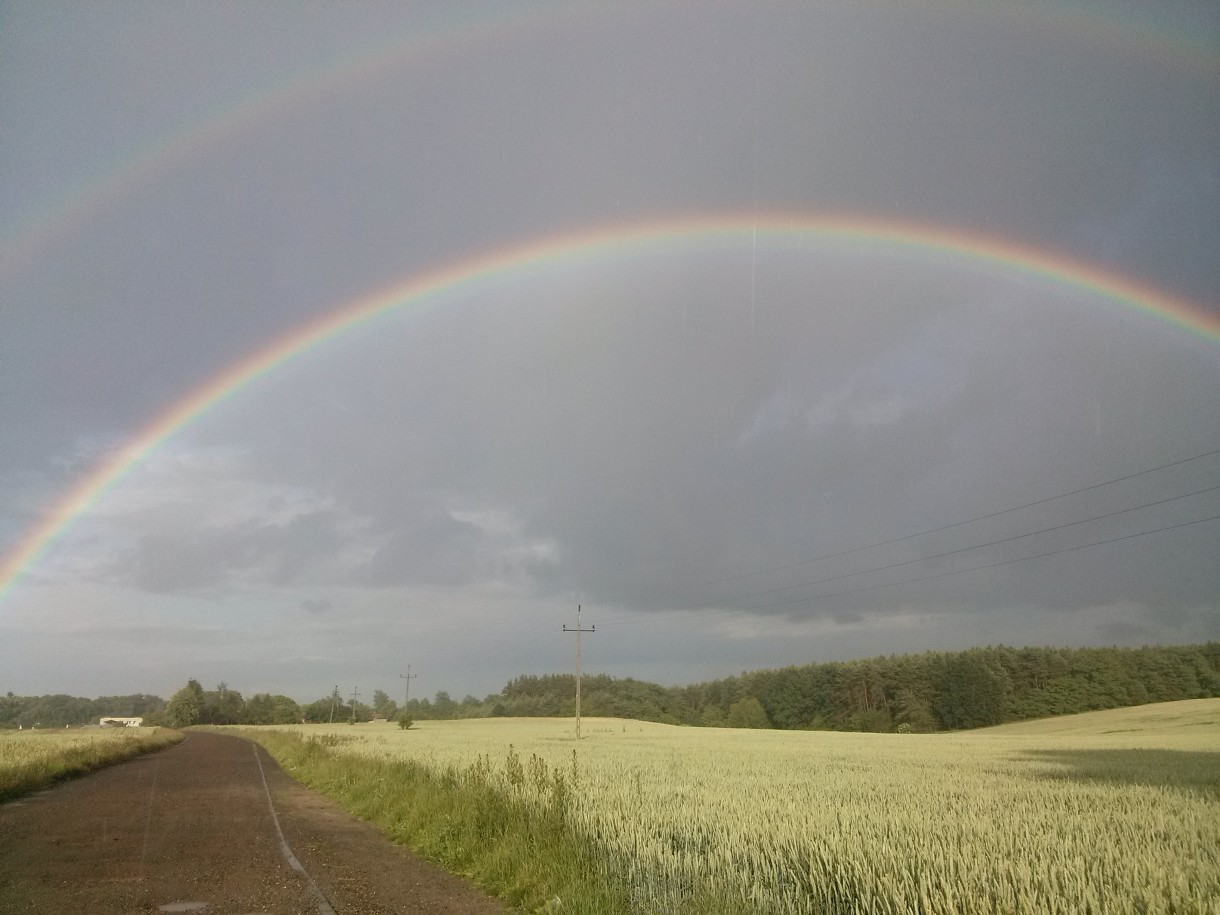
[0,5,560,281]
[2,211,1218,604]
[2,1,1215,282]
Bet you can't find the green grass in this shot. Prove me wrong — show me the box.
[235,729,633,914]
[0,727,184,802]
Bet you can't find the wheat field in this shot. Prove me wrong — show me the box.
[260,700,1220,914]
[0,726,181,801]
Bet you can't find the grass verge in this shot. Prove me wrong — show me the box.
[235,729,640,914]
[0,727,184,802]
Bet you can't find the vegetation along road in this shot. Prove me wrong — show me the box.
[0,730,505,915]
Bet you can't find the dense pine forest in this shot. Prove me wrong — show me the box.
[5,642,1218,732]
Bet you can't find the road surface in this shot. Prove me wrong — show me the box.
[0,731,506,914]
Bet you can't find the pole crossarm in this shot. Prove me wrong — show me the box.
[562,604,595,740]
[399,666,417,710]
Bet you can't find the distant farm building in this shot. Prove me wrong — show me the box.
[99,717,143,727]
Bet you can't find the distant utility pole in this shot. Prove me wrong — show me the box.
[562,604,595,740]
[329,685,340,724]
[399,666,417,710]
[350,686,360,723]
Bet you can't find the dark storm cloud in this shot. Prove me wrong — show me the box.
[1,1,1217,697]
[110,506,352,593]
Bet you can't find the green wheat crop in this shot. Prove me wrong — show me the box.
[251,698,1220,914]
[0,726,182,801]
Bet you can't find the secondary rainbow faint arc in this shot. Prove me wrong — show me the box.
[1,1,1215,284]
[1,212,1218,604]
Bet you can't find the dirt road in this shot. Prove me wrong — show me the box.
[0,731,507,914]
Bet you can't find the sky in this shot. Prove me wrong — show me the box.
[1,1,1218,705]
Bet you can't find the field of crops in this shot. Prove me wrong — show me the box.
[0,726,182,801]
[254,700,1220,914]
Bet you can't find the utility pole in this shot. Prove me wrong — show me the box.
[329,685,340,724]
[399,666,417,712]
[562,604,595,740]
[350,686,360,723]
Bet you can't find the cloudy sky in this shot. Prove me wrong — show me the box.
[2,2,1218,704]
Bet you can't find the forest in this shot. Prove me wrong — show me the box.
[403,642,1220,732]
[5,642,1217,732]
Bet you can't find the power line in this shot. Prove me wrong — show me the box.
[438,611,568,683]
[657,444,1220,600]
[396,501,1216,700]
[398,666,417,709]
[431,478,1219,686]
[692,484,1220,613]
[562,604,595,740]
[741,512,1220,614]
[588,510,1220,632]
[401,447,1220,691]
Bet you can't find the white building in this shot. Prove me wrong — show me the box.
[99,717,143,727]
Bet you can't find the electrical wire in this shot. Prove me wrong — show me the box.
[414,446,1220,688]
[665,484,1220,614]
[651,445,1220,598]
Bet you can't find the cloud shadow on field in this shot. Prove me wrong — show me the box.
[1019,748,1220,797]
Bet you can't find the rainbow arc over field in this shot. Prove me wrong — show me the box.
[1,211,1218,604]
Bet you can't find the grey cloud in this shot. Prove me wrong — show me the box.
[111,507,354,593]
[1,2,1217,698]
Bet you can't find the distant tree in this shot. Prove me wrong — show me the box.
[727,696,771,729]
[93,694,165,720]
[935,653,1008,729]
[372,689,392,718]
[301,697,335,723]
[432,691,456,718]
[245,694,301,724]
[845,707,893,732]
[166,680,204,728]
[893,688,937,733]
[201,683,244,725]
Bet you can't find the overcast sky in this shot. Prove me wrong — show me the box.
[2,2,1218,704]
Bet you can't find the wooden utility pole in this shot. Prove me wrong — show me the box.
[399,666,417,711]
[350,686,360,723]
[329,685,340,723]
[562,604,595,740]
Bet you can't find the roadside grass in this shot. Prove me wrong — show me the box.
[233,728,636,914]
[0,727,183,802]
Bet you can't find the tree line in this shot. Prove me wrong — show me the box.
[6,642,1217,732]
[160,682,409,728]
[0,692,165,729]
[401,642,1219,732]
